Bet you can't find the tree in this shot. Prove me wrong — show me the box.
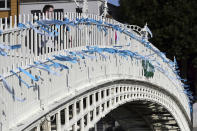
[117,0,197,99]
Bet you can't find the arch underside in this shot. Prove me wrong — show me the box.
[24,80,190,131]
[95,101,180,131]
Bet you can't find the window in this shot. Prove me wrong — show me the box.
[0,0,11,10]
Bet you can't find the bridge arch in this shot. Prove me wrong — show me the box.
[21,79,190,131]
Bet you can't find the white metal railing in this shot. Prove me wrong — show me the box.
[22,84,190,131]
[0,12,191,131]
[0,12,143,77]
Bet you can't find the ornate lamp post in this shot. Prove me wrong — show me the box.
[74,0,88,18]
[82,0,88,18]
[101,0,108,18]
[141,23,153,42]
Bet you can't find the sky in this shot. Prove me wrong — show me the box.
[108,0,120,6]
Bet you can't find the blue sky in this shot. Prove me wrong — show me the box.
[108,0,120,6]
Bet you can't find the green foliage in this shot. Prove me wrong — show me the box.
[118,0,197,62]
[118,0,197,95]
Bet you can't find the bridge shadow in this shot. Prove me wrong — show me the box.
[89,101,180,131]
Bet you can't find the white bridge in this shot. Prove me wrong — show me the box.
[0,12,192,131]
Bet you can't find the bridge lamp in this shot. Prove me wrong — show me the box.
[101,0,108,19]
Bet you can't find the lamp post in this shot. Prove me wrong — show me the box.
[102,0,108,18]
[82,0,88,18]
[17,0,19,24]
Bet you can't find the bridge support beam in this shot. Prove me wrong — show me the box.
[14,82,191,131]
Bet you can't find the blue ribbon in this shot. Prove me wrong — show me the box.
[53,55,78,63]
[47,58,69,70]
[102,48,118,54]
[84,46,107,58]
[32,61,59,75]
[10,44,21,49]
[69,51,85,59]
[14,18,194,106]
[29,22,45,35]
[36,21,51,28]
[0,44,21,56]
[39,26,57,37]
[0,49,7,56]
[17,67,40,82]
[10,70,33,89]
[18,23,27,29]
[0,75,26,102]
[0,43,21,50]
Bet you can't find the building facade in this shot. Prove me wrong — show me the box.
[0,0,18,18]
[19,0,103,15]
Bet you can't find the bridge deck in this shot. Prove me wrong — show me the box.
[0,12,192,131]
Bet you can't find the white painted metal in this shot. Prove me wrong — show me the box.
[100,0,108,18]
[0,12,191,131]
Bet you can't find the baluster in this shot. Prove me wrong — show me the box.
[76,13,79,47]
[80,98,84,115]
[60,12,63,51]
[91,14,94,46]
[0,18,3,74]
[69,12,72,49]
[86,94,90,110]
[92,93,97,122]
[18,14,23,67]
[4,17,9,73]
[88,14,91,46]
[68,12,71,49]
[98,90,102,117]
[101,18,104,46]
[82,13,84,47]
[73,123,77,131]
[22,14,27,67]
[64,13,68,49]
[38,13,43,60]
[36,124,41,131]
[105,17,108,46]
[56,111,61,131]
[30,14,34,60]
[57,12,61,54]
[64,105,69,128]
[77,13,81,47]
[12,15,17,70]
[9,15,14,71]
[109,88,112,110]
[41,12,46,59]
[73,12,75,47]
[80,117,84,131]
[94,14,97,46]
[34,13,38,61]
[118,86,121,104]
[95,14,99,46]
[26,14,31,65]
[73,101,77,121]
[54,12,57,54]
[103,89,107,113]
